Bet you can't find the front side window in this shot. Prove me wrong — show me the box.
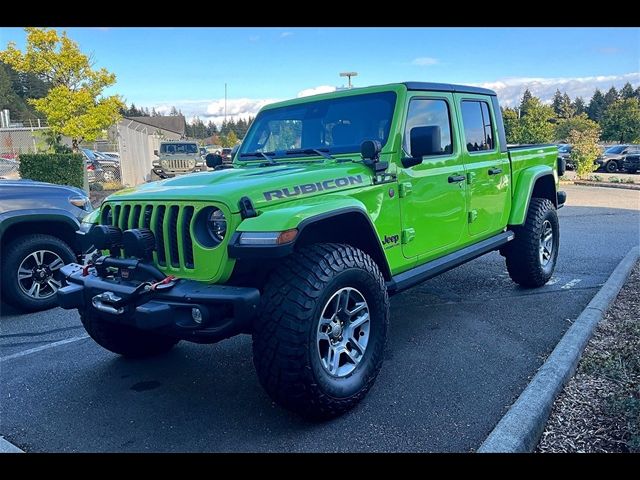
[403,98,453,157]
[240,92,397,158]
[461,100,495,152]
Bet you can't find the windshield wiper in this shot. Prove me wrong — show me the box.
[240,151,277,165]
[286,148,334,160]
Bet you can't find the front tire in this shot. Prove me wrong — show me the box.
[81,312,178,358]
[252,243,389,419]
[1,234,75,312]
[605,160,618,173]
[505,198,559,288]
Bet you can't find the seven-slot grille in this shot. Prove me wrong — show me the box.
[164,159,195,171]
[101,203,195,269]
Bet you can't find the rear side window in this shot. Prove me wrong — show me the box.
[461,101,494,152]
[403,98,453,157]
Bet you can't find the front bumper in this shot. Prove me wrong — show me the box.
[57,260,260,343]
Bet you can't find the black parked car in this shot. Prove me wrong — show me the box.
[595,145,640,173]
[557,143,574,170]
[0,180,92,311]
[624,154,640,174]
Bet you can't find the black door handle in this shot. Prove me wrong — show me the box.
[448,174,466,183]
[488,168,502,175]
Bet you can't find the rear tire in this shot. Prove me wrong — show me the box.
[252,243,389,419]
[505,198,559,288]
[81,312,178,358]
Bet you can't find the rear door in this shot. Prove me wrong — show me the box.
[454,95,511,237]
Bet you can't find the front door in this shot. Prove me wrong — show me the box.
[398,93,468,260]
[454,95,511,237]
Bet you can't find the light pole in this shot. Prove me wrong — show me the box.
[339,71,358,89]
[224,83,227,124]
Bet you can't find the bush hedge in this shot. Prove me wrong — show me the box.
[19,153,84,189]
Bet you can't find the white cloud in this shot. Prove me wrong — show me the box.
[248,35,260,42]
[476,72,640,107]
[280,31,294,38]
[411,57,439,67]
[146,98,279,126]
[297,85,337,97]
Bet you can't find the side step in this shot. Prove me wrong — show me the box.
[386,230,514,294]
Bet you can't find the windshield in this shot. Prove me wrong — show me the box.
[160,143,199,154]
[604,145,626,154]
[240,92,397,159]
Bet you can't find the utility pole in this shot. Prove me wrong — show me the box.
[339,71,358,89]
[224,83,227,124]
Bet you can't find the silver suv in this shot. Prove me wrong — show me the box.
[151,141,206,179]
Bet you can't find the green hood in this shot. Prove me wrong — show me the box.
[107,161,373,212]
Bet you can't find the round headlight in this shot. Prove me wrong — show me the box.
[207,208,227,243]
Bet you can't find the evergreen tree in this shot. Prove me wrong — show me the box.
[169,106,179,116]
[519,89,533,117]
[517,97,555,144]
[600,98,640,143]
[587,89,606,122]
[620,82,635,100]
[501,107,520,144]
[551,89,563,116]
[635,87,640,101]
[572,96,586,115]
[603,86,619,109]
[559,93,574,119]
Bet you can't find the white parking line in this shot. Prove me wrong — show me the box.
[0,335,89,363]
[561,278,582,289]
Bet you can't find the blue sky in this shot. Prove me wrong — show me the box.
[1,27,638,124]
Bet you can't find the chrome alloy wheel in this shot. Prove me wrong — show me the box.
[17,249,65,299]
[317,287,370,377]
[539,219,554,267]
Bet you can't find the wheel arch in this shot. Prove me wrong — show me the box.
[508,167,557,226]
[0,212,81,254]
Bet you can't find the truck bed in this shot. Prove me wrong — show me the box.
[507,144,558,197]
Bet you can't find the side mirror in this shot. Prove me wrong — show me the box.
[402,126,441,168]
[200,148,207,156]
[205,153,223,169]
[154,149,159,156]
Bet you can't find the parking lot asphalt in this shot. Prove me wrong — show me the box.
[1,185,638,452]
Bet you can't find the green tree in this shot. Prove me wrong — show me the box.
[559,93,574,119]
[501,107,520,144]
[554,113,599,142]
[551,89,563,116]
[603,86,619,110]
[600,98,640,143]
[572,96,586,115]
[220,130,239,147]
[517,97,555,144]
[0,28,123,151]
[569,126,601,179]
[169,106,179,116]
[635,87,640,101]
[587,88,606,122]
[519,89,533,117]
[620,82,635,100]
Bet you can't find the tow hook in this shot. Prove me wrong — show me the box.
[92,291,125,315]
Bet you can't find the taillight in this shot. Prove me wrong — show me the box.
[87,164,95,170]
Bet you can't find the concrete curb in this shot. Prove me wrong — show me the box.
[559,180,640,191]
[478,246,640,453]
[0,437,24,453]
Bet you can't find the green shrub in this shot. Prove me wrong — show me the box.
[18,153,84,189]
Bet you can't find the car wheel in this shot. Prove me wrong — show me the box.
[1,234,76,312]
[605,161,618,173]
[102,167,117,183]
[505,198,560,288]
[253,243,389,419]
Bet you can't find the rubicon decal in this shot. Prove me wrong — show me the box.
[263,175,364,201]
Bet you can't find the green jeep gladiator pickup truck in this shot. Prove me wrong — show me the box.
[59,82,566,418]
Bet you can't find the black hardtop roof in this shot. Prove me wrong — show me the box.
[403,82,496,96]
